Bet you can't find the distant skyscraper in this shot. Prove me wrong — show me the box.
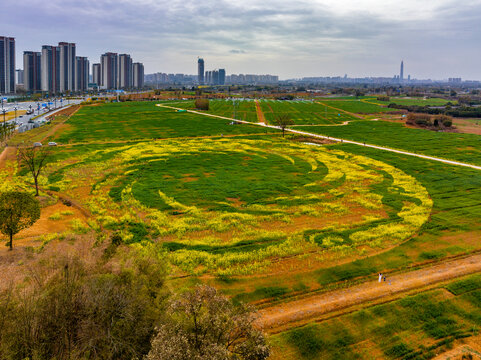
[118,54,133,89]
[41,45,60,93]
[100,52,118,89]
[218,69,226,85]
[400,60,404,81]
[16,69,24,85]
[198,58,204,85]
[75,56,89,91]
[0,36,16,94]
[133,62,144,89]
[92,63,101,86]
[23,51,42,92]
[59,42,76,92]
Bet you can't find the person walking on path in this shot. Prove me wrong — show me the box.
[378,273,383,283]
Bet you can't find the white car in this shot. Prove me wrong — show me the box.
[48,142,57,146]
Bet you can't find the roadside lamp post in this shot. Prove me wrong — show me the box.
[54,98,57,109]
[14,106,17,121]
[2,109,6,129]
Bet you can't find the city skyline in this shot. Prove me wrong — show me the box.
[1,0,481,80]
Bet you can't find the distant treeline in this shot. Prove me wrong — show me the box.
[388,103,481,118]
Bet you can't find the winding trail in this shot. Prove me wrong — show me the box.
[156,104,481,171]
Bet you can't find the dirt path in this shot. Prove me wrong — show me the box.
[255,100,267,124]
[257,252,481,334]
[0,146,16,168]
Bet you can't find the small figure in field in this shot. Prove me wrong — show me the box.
[378,273,382,283]
[389,280,392,286]
[383,276,387,282]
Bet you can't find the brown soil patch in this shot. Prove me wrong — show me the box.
[454,118,481,135]
[181,176,199,182]
[0,146,16,169]
[0,200,86,253]
[257,252,481,334]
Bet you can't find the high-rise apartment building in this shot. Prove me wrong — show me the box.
[23,51,42,92]
[118,54,132,89]
[75,56,89,91]
[198,58,204,85]
[218,69,226,85]
[100,52,118,89]
[400,60,404,81]
[133,62,144,89]
[41,45,60,93]
[59,42,76,92]
[16,69,24,85]
[92,63,101,86]
[0,36,15,94]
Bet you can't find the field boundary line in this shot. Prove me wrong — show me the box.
[157,104,481,171]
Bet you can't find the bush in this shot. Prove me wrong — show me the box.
[0,243,168,360]
[407,113,432,126]
[195,99,210,110]
[377,96,390,102]
[435,114,453,127]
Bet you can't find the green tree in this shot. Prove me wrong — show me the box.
[17,146,51,196]
[275,114,294,137]
[146,285,270,360]
[0,191,40,250]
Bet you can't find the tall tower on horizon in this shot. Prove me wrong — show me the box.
[400,60,404,81]
[198,58,204,85]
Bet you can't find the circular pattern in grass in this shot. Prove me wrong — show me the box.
[101,138,433,275]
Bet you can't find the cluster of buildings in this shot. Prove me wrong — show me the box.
[144,72,197,85]
[197,58,226,85]
[0,36,144,95]
[91,53,144,91]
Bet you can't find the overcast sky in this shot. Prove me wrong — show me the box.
[2,0,481,80]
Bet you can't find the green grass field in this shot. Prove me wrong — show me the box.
[271,274,481,359]
[8,99,481,359]
[373,97,453,107]
[260,100,359,125]
[318,100,393,114]
[48,102,272,143]
[296,120,481,166]
[170,99,259,122]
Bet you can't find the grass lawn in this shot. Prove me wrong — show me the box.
[318,100,394,114]
[270,274,481,359]
[260,100,359,125]
[47,102,273,143]
[170,99,259,122]
[295,120,481,166]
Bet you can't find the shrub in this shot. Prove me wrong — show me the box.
[407,113,432,126]
[435,114,453,127]
[377,96,390,102]
[194,99,210,110]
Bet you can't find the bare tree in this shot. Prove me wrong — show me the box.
[17,146,51,196]
[275,114,294,137]
[146,285,270,360]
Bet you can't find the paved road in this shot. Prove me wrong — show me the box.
[157,104,481,171]
[1,98,84,129]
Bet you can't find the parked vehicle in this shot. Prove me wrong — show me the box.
[48,142,57,146]
[33,142,42,147]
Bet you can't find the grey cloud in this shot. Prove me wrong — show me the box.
[1,0,481,79]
